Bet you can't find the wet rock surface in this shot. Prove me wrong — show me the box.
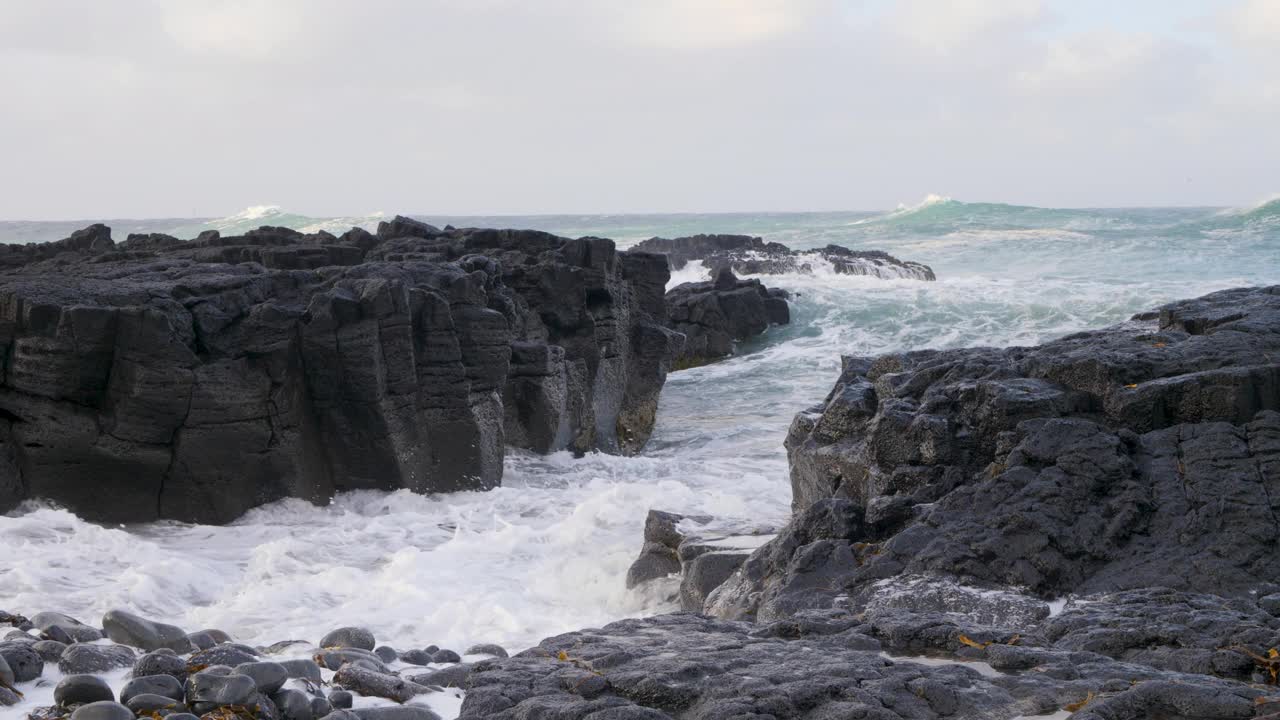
[0,218,677,523]
[4,611,461,718]
[632,233,937,281]
[624,509,777,611]
[469,286,1280,720]
[665,267,790,368]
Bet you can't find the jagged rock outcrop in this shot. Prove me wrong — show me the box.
[0,217,679,523]
[624,509,777,611]
[665,267,790,368]
[536,285,1280,719]
[632,233,937,281]
[697,287,1280,622]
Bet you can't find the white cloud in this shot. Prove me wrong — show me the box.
[1223,0,1280,52]
[160,1,312,61]
[605,0,824,50]
[877,0,1046,54]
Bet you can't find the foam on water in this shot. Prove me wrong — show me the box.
[2,200,1278,718]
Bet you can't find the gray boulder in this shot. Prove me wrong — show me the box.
[31,612,103,643]
[102,609,193,652]
[68,702,134,720]
[54,674,115,706]
[185,669,257,712]
[319,626,375,651]
[59,643,134,674]
[235,660,289,694]
[31,639,66,662]
[332,663,428,704]
[120,673,185,704]
[131,649,188,681]
[279,658,323,683]
[125,693,190,716]
[0,640,42,681]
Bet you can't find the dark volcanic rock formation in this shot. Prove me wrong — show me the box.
[702,286,1280,621]
[632,233,937,281]
[475,286,1280,720]
[666,268,790,368]
[0,218,678,523]
[458,610,1275,720]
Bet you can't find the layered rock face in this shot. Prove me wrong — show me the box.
[0,218,678,523]
[632,233,937,281]
[666,267,790,368]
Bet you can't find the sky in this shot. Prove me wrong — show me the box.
[0,0,1277,220]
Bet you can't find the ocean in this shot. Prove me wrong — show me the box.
[1,196,1277,683]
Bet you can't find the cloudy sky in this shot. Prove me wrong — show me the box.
[1,0,1276,219]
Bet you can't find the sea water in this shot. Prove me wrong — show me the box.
[1,196,1277,705]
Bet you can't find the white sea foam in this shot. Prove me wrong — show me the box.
[667,259,710,288]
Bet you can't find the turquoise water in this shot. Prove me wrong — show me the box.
[1,197,1277,698]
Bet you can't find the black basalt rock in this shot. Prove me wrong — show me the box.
[0,220,678,523]
[665,268,790,368]
[631,233,936,281]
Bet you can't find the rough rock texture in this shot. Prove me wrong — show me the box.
[459,611,1280,719]
[665,268,789,368]
[475,286,1280,720]
[632,234,937,281]
[624,509,777,611]
[0,219,678,523]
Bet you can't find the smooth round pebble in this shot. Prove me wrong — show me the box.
[272,687,313,719]
[58,643,133,674]
[186,669,257,711]
[55,674,115,706]
[32,639,67,662]
[431,649,461,663]
[68,701,134,720]
[189,643,259,667]
[186,628,231,650]
[235,660,289,694]
[397,649,433,666]
[319,627,375,651]
[121,674,185,704]
[40,625,74,645]
[465,643,509,658]
[0,641,44,681]
[374,645,398,663]
[328,689,353,709]
[279,658,324,683]
[132,651,188,681]
[31,612,104,643]
[101,609,193,653]
[125,693,189,715]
